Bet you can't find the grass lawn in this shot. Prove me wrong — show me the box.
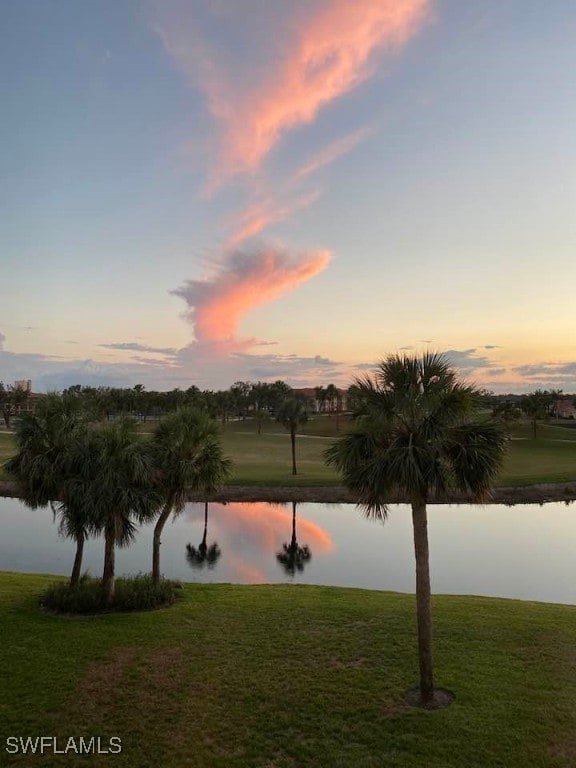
[0,432,15,471]
[2,416,576,487]
[219,417,576,488]
[2,573,576,767]
[220,418,338,486]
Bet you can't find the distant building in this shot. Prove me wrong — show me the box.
[554,398,576,419]
[292,387,348,413]
[14,379,32,393]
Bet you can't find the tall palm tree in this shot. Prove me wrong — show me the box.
[186,502,222,570]
[325,352,507,707]
[150,409,231,585]
[521,390,554,439]
[276,502,312,576]
[5,395,94,588]
[79,420,161,605]
[276,399,308,475]
[314,386,327,414]
[325,383,342,431]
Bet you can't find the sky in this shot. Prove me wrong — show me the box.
[2,0,576,394]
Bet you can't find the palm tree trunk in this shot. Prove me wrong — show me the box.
[290,501,297,549]
[70,533,85,589]
[152,499,173,585]
[290,429,297,475]
[411,500,434,703]
[102,523,116,606]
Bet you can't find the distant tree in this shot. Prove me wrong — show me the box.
[248,382,267,412]
[230,381,251,419]
[346,384,363,412]
[276,398,308,475]
[325,384,343,431]
[492,401,521,430]
[254,409,269,435]
[269,381,292,413]
[325,384,338,416]
[0,383,28,429]
[214,391,234,425]
[521,390,555,439]
[314,386,328,414]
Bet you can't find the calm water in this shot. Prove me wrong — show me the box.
[1,497,576,605]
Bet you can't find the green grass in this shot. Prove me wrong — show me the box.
[500,439,576,486]
[219,417,576,488]
[1,572,576,767]
[220,418,338,486]
[3,416,576,488]
[0,432,14,479]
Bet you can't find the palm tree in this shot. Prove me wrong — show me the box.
[80,420,162,605]
[325,352,507,707]
[186,502,222,570]
[325,383,342,431]
[150,409,231,585]
[5,395,94,588]
[254,408,269,435]
[492,400,521,431]
[276,398,308,475]
[276,502,312,576]
[314,386,328,414]
[521,390,554,439]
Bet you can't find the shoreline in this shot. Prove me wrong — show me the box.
[1,480,576,505]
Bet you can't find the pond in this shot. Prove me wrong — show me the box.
[1,497,576,605]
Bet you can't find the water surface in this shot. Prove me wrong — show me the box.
[1,497,575,605]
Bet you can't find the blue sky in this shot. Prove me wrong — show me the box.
[1,0,575,392]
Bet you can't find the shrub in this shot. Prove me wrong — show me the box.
[41,573,179,614]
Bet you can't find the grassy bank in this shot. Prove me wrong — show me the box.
[1,572,576,767]
[2,416,576,488]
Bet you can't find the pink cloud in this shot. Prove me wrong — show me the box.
[295,126,374,179]
[226,189,321,248]
[172,244,331,351]
[156,0,431,189]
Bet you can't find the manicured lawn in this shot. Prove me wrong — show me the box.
[2,417,576,487]
[219,417,576,488]
[1,572,576,767]
[501,438,576,486]
[220,419,338,486]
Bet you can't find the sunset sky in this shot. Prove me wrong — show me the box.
[2,0,575,393]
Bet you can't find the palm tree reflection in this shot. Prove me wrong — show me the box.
[186,502,222,570]
[276,502,312,576]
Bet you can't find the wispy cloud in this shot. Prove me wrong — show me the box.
[513,362,576,379]
[156,0,430,189]
[226,189,321,248]
[233,351,341,381]
[172,244,331,352]
[295,126,374,179]
[99,341,178,356]
[443,348,497,372]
